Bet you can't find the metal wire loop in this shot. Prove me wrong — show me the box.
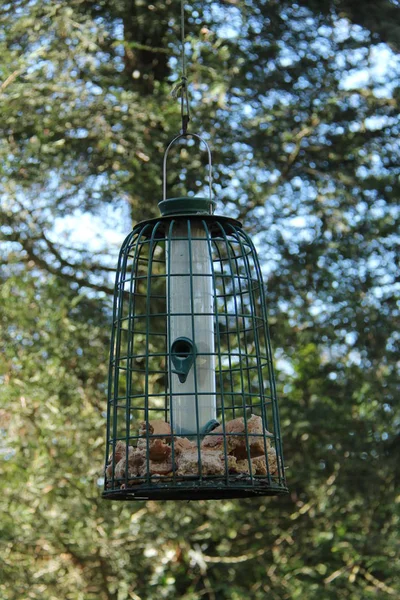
[162,132,213,202]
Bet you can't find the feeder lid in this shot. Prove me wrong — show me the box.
[158,196,216,217]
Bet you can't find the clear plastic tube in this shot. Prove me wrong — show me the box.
[168,222,216,434]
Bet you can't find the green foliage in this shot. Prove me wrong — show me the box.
[1,1,399,599]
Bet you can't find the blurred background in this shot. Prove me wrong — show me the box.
[0,1,399,598]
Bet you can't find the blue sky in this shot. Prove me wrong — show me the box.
[45,12,399,292]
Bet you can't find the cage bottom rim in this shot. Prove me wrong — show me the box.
[102,479,288,501]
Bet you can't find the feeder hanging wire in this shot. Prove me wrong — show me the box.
[171,0,190,134]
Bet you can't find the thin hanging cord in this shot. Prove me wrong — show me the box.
[171,0,190,134]
[181,0,186,80]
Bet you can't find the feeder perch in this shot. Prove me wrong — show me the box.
[102,133,288,500]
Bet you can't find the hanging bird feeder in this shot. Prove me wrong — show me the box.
[102,2,288,501]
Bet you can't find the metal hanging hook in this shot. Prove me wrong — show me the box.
[180,77,190,134]
[162,132,213,204]
[171,76,190,134]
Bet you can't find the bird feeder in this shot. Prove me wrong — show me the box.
[102,133,288,500]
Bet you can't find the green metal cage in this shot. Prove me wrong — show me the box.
[103,134,288,501]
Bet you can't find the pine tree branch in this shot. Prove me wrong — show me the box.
[1,223,114,295]
[299,0,400,53]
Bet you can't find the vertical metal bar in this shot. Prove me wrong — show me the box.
[104,232,130,488]
[107,230,136,489]
[187,219,202,478]
[214,222,253,484]
[213,240,236,419]
[124,224,152,487]
[238,227,285,484]
[227,225,271,479]
[202,220,229,484]
[144,221,163,485]
[228,239,254,414]
[160,238,169,424]
[166,219,177,482]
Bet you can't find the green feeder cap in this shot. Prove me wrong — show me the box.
[158,196,216,217]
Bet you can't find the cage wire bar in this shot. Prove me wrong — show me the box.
[103,212,288,500]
